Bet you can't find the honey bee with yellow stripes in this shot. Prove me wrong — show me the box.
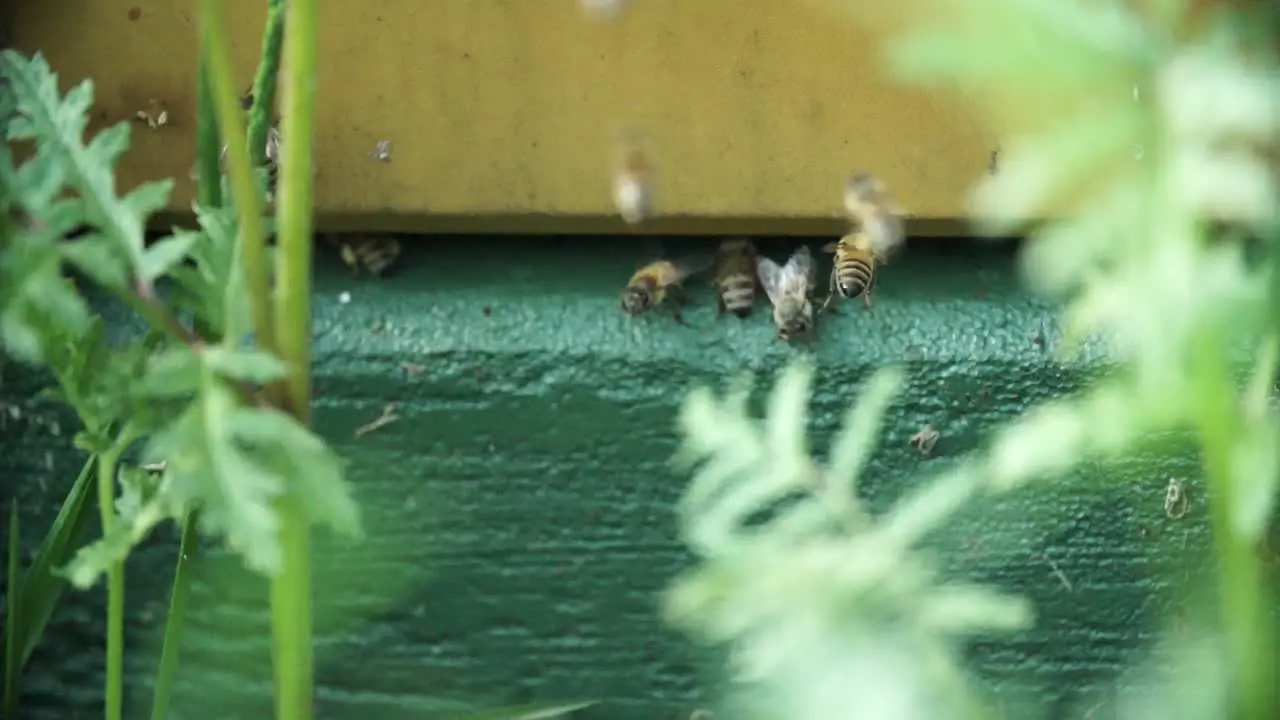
[621,254,714,325]
[713,238,758,318]
[324,234,403,277]
[821,172,906,312]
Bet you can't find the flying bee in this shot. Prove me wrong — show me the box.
[621,254,714,324]
[326,234,403,277]
[821,173,906,312]
[219,88,282,202]
[613,131,654,224]
[842,171,905,258]
[713,238,758,318]
[757,245,816,342]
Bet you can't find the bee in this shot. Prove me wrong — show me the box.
[757,245,817,341]
[580,0,630,20]
[325,234,403,277]
[220,88,282,202]
[613,131,654,224]
[842,172,906,246]
[713,238,758,318]
[821,173,906,312]
[621,254,713,324]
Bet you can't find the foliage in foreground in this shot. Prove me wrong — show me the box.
[1,33,592,720]
[666,1,1279,719]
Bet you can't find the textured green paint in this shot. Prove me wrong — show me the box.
[0,238,1215,720]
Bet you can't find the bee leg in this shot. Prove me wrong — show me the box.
[667,286,691,325]
[862,292,873,310]
[820,272,842,315]
[669,304,689,325]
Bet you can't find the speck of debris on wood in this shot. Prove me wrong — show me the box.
[1031,553,1073,592]
[355,403,399,437]
[400,362,426,376]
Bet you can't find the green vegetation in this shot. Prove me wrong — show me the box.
[2,0,1277,718]
[665,0,1279,718]
[0,1,588,719]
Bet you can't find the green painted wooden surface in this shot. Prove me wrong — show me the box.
[0,238,1213,719]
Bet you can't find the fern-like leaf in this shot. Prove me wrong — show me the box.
[0,51,170,275]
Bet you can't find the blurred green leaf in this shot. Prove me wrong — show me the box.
[60,234,130,290]
[233,406,361,537]
[170,204,252,343]
[448,700,598,720]
[133,346,201,399]
[201,346,286,384]
[138,231,199,284]
[144,376,285,576]
[824,366,903,519]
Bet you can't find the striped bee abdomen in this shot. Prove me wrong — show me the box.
[718,274,755,317]
[835,256,874,298]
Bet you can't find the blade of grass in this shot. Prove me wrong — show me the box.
[450,700,599,720]
[4,503,21,719]
[199,0,275,357]
[148,511,199,720]
[1191,335,1276,719]
[270,0,321,713]
[18,455,96,666]
[247,0,286,167]
[148,42,225,719]
[195,48,223,210]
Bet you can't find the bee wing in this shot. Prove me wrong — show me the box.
[756,256,787,307]
[783,243,814,288]
[866,214,907,261]
[670,254,716,282]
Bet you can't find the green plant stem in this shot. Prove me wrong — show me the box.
[1192,339,1275,719]
[247,0,286,167]
[269,0,320,714]
[96,429,133,720]
[148,511,199,720]
[195,48,223,210]
[199,0,275,357]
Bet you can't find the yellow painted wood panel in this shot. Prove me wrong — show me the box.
[5,1,1014,232]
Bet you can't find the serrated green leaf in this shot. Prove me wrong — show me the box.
[60,234,129,290]
[62,525,134,589]
[232,406,362,537]
[138,231,198,283]
[202,346,286,384]
[824,366,904,518]
[0,50,164,270]
[168,204,253,342]
[145,378,285,575]
[122,179,174,223]
[0,231,91,364]
[84,123,131,171]
[72,429,112,454]
[133,346,201,398]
